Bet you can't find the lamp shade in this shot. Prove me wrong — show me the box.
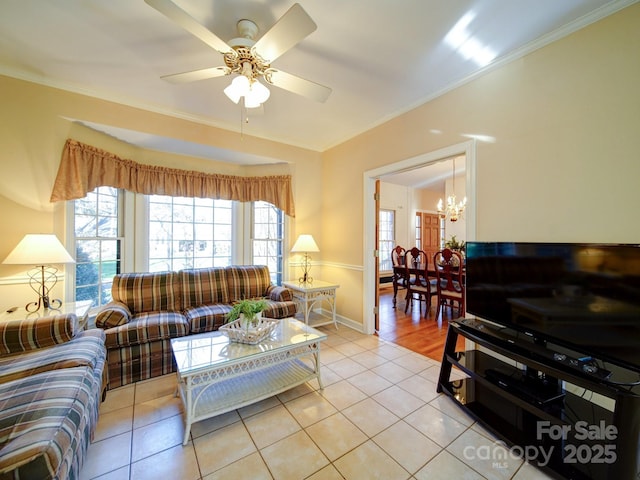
[245,80,270,108]
[225,76,271,108]
[2,234,75,265]
[224,75,250,104]
[291,234,319,253]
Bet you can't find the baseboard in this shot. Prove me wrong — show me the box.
[314,308,365,333]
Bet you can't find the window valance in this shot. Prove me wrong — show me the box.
[50,139,295,217]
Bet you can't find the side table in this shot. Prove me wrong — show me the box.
[0,300,93,330]
[283,280,339,329]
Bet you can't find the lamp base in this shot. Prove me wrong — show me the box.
[298,253,313,284]
[298,273,313,284]
[26,265,63,312]
[26,296,62,312]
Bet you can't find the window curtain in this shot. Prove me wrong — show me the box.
[50,139,295,217]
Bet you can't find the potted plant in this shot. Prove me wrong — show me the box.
[445,235,466,254]
[222,298,278,344]
[226,299,268,329]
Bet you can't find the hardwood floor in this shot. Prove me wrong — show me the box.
[376,285,465,362]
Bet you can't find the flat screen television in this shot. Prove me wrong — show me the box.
[465,242,640,373]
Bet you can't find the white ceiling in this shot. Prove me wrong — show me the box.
[0,0,632,175]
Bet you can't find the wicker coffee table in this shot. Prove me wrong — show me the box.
[170,318,327,445]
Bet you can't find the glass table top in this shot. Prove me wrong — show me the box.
[170,318,327,376]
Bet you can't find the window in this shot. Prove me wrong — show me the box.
[378,209,395,272]
[252,201,285,284]
[148,196,233,271]
[70,191,287,303]
[73,186,122,308]
[147,196,285,277]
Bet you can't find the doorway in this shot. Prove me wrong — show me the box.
[363,140,476,335]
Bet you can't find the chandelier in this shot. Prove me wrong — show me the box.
[437,157,467,222]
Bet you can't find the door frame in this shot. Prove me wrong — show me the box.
[374,179,380,331]
[362,140,477,334]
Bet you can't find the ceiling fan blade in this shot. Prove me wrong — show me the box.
[145,0,231,54]
[253,3,316,63]
[161,66,229,84]
[267,69,331,103]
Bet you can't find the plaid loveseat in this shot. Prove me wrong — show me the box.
[0,313,107,480]
[95,265,297,389]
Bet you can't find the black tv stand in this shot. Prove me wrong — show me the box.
[437,317,640,480]
[484,368,566,406]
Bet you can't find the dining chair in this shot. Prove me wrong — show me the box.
[433,248,465,318]
[391,245,409,308]
[404,247,438,317]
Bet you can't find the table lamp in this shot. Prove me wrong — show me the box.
[2,234,76,311]
[290,234,319,284]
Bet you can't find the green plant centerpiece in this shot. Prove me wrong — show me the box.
[226,298,268,330]
[444,235,466,254]
[221,298,278,344]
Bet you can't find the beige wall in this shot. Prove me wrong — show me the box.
[321,4,640,329]
[0,5,638,324]
[415,188,441,214]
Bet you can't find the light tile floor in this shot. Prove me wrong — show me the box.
[80,326,554,480]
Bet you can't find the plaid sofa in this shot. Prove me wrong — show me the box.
[95,265,297,389]
[0,314,107,480]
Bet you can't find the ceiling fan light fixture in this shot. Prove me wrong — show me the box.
[248,80,270,104]
[224,75,250,104]
[223,84,241,104]
[225,74,270,108]
[244,96,261,109]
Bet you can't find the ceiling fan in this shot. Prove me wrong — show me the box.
[145,0,332,108]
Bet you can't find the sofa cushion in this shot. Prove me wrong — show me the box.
[106,340,175,389]
[226,265,272,302]
[95,301,132,328]
[0,313,78,356]
[0,367,95,480]
[267,285,293,302]
[0,329,106,385]
[112,271,181,315]
[184,304,232,334]
[262,300,297,319]
[180,267,230,309]
[103,312,188,348]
